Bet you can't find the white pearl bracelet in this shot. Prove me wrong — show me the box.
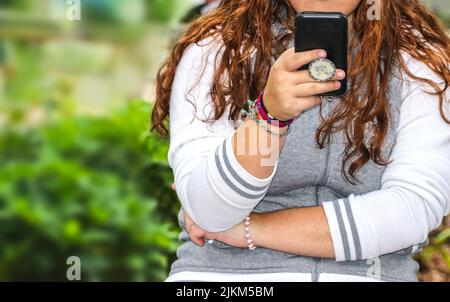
[244,216,256,251]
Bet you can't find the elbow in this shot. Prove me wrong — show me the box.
[176,170,257,233]
[386,180,449,234]
[186,185,256,233]
[416,199,446,241]
[379,189,448,257]
[410,190,449,237]
[173,133,275,232]
[182,196,251,233]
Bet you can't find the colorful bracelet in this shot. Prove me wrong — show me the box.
[241,99,292,137]
[256,92,294,128]
[244,216,256,251]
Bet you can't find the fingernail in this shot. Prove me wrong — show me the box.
[335,81,341,88]
[318,50,327,58]
[337,70,345,78]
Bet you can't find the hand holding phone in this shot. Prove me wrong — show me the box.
[295,12,349,97]
[263,48,346,121]
[262,12,348,121]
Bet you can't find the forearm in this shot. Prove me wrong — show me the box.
[251,206,335,259]
[179,117,284,232]
[233,117,286,179]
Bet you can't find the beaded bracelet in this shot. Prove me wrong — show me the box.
[244,216,256,251]
[256,92,294,128]
[241,99,292,137]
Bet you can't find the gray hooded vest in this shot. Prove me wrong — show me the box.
[168,19,422,282]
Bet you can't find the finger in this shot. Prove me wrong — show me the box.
[204,232,217,241]
[191,224,206,236]
[190,226,206,246]
[190,233,205,246]
[283,49,327,72]
[171,183,176,191]
[295,96,322,110]
[278,47,295,59]
[293,81,341,97]
[290,69,346,85]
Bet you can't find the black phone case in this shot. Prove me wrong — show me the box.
[295,12,348,97]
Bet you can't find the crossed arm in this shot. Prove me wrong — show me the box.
[168,40,450,261]
[178,84,450,260]
[182,200,336,259]
[170,79,450,260]
[172,82,450,261]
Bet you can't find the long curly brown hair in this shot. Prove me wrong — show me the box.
[151,0,450,184]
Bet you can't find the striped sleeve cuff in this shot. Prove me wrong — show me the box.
[206,130,278,208]
[322,196,363,262]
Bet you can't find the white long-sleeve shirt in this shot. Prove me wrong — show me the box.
[168,35,450,261]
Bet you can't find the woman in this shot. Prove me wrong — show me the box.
[151,0,450,282]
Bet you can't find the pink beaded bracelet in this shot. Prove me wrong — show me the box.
[244,216,256,251]
[255,92,293,128]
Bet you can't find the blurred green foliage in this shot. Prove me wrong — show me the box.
[0,0,32,10]
[0,0,187,279]
[81,0,146,24]
[416,219,450,281]
[0,0,192,25]
[420,229,450,267]
[0,100,180,281]
[147,0,189,23]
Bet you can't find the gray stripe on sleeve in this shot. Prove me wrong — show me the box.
[343,197,362,260]
[221,141,269,192]
[332,199,352,261]
[214,143,267,200]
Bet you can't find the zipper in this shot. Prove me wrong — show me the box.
[312,185,320,282]
[318,96,334,186]
[312,97,335,282]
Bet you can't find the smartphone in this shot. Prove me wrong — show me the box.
[295,12,348,97]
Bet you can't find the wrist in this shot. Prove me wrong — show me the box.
[260,94,290,123]
[255,92,294,128]
[248,212,265,248]
[242,99,292,138]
